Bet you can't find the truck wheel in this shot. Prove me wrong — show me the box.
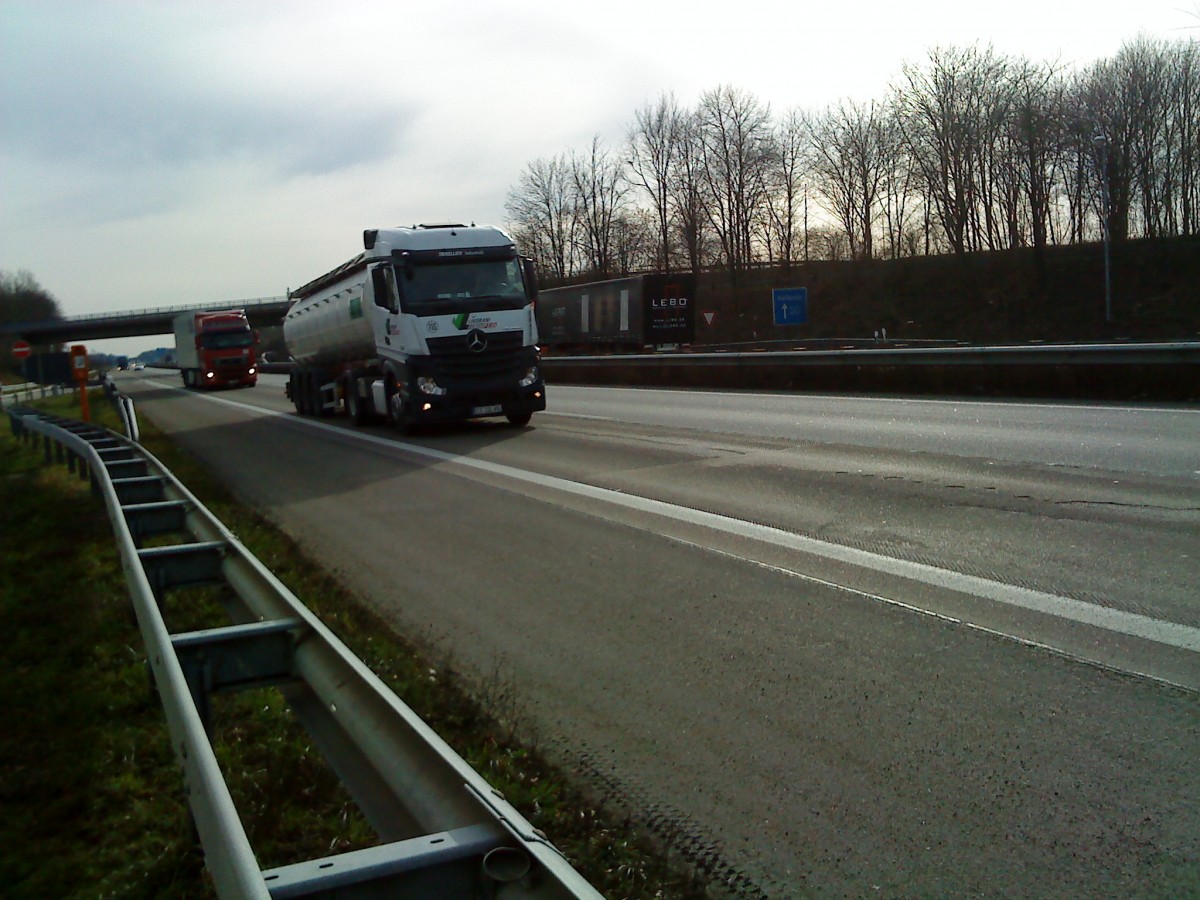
[345,375,368,425]
[507,412,532,427]
[386,379,413,434]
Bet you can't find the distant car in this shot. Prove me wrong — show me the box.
[131,362,145,371]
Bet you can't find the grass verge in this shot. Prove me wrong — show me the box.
[0,392,709,899]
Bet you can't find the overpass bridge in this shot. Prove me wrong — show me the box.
[1,296,291,346]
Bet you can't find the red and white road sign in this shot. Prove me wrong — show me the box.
[12,340,31,359]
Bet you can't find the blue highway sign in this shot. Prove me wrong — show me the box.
[772,288,808,326]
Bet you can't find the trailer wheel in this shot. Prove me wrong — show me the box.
[289,376,303,414]
[506,412,532,427]
[299,373,315,416]
[315,372,334,418]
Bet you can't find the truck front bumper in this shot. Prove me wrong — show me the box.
[410,381,546,423]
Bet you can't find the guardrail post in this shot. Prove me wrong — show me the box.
[137,542,227,609]
[172,619,301,736]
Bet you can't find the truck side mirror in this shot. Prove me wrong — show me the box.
[522,258,539,299]
[371,266,399,312]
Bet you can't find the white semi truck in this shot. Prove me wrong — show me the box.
[284,224,546,430]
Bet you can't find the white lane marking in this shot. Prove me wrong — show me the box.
[539,411,616,421]
[173,388,1200,654]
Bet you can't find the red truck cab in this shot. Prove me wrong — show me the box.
[174,309,258,389]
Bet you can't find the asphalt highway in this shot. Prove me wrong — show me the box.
[117,370,1200,898]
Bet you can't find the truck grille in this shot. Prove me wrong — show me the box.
[214,354,248,369]
[426,331,530,385]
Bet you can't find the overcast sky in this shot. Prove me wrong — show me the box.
[2,0,1195,356]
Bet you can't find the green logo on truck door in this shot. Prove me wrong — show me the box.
[453,312,498,330]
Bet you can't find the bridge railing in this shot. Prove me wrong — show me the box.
[57,295,290,325]
[1,296,291,338]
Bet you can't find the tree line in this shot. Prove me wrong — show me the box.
[505,37,1200,284]
[1,270,63,369]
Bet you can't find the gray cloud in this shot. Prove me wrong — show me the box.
[1,5,415,178]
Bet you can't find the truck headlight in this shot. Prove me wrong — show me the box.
[519,366,540,388]
[417,376,446,396]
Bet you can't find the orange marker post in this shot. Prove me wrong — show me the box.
[70,344,90,421]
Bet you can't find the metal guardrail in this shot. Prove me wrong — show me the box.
[1,381,68,405]
[539,341,1200,401]
[101,375,140,442]
[6,407,602,900]
[545,340,1200,365]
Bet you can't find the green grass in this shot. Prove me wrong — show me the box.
[0,391,708,899]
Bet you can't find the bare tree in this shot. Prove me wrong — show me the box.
[1174,40,1200,235]
[807,99,893,259]
[1003,57,1067,254]
[505,154,578,280]
[897,45,1011,253]
[609,208,659,275]
[695,85,775,275]
[627,93,685,271]
[1129,38,1200,237]
[669,109,710,274]
[1073,54,1139,242]
[763,108,808,268]
[1,270,63,365]
[878,93,920,258]
[1,269,62,324]
[570,135,629,279]
[508,34,1200,272]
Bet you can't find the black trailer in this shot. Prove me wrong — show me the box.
[21,351,74,385]
[536,273,696,353]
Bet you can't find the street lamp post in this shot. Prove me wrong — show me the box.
[1094,133,1113,324]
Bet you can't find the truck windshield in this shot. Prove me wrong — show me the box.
[398,259,527,312]
[202,330,254,350]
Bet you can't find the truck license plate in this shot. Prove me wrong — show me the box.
[472,404,503,416]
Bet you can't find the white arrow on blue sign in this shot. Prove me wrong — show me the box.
[772,288,808,326]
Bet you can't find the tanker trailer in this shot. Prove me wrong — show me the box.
[284,224,545,430]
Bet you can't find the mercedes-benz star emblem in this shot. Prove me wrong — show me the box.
[466,329,488,353]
